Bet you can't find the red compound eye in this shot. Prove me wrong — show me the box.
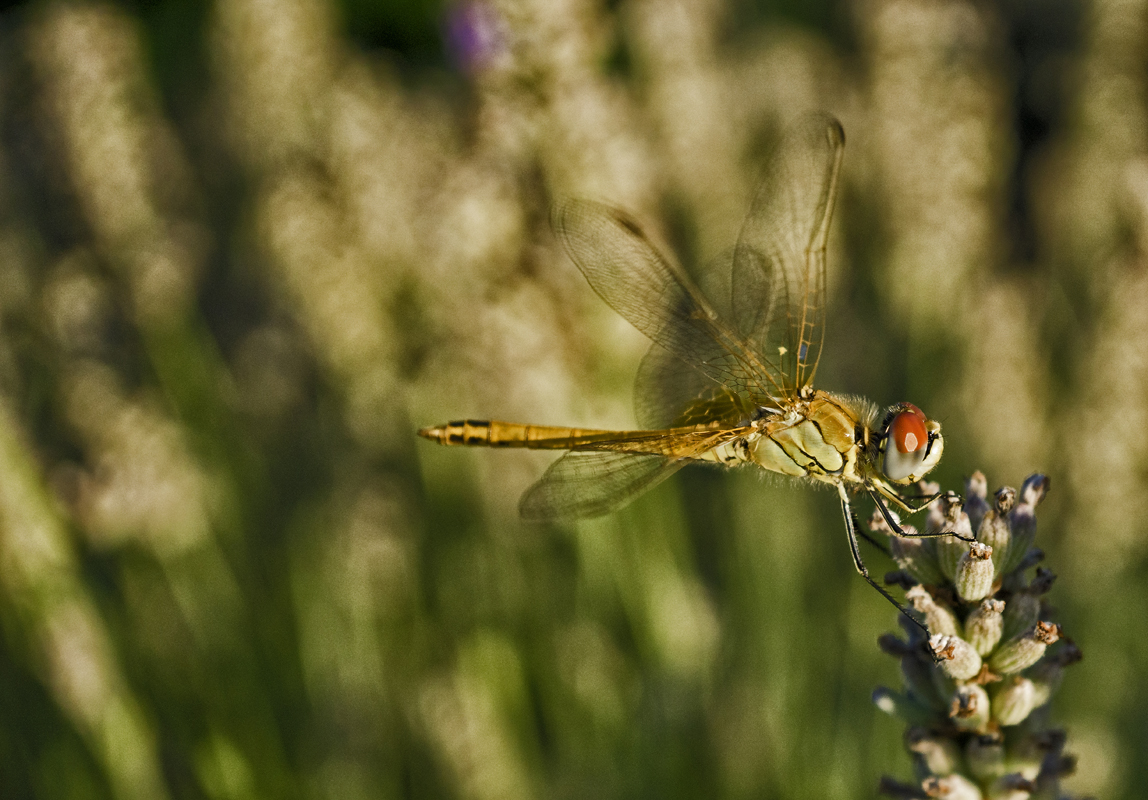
[890,404,928,453]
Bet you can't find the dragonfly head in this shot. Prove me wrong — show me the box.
[879,403,943,484]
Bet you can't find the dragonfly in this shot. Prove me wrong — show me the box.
[419,113,961,620]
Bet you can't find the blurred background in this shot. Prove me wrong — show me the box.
[0,0,1142,797]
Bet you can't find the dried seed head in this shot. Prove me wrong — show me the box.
[955,542,995,602]
[907,585,961,637]
[988,621,1061,675]
[907,727,961,776]
[993,486,1016,515]
[931,634,983,681]
[949,683,990,731]
[992,675,1038,726]
[965,598,1005,656]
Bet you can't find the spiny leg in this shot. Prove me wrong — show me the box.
[840,484,930,638]
[867,486,975,544]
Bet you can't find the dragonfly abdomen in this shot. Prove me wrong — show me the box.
[418,420,624,449]
[697,437,754,465]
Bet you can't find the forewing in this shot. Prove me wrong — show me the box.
[554,199,786,405]
[519,451,685,521]
[732,113,845,393]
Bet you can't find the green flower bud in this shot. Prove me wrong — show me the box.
[873,686,933,725]
[988,621,1061,675]
[1002,475,1048,574]
[976,515,1010,576]
[964,471,989,533]
[1010,730,1063,781]
[991,676,1037,726]
[931,634,982,681]
[1026,658,1065,708]
[1001,592,1039,642]
[965,598,1005,656]
[987,773,1035,800]
[878,634,943,707]
[907,586,961,638]
[955,542,995,602]
[948,683,990,732]
[907,726,961,776]
[891,534,947,586]
[934,506,974,581]
[965,732,1006,782]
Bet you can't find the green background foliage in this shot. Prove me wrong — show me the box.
[0,0,1139,797]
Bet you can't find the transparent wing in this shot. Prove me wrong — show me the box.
[519,451,685,521]
[634,343,753,429]
[632,249,757,429]
[553,199,787,406]
[732,112,845,392]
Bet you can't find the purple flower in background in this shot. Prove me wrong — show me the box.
[444,1,505,75]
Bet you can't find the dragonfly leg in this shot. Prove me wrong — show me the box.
[839,484,929,638]
[869,486,976,543]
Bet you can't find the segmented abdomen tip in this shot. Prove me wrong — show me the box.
[418,425,445,441]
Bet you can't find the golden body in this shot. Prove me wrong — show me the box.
[420,389,882,490]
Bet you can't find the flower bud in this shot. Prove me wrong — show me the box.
[873,686,933,725]
[992,676,1037,726]
[923,773,981,800]
[965,598,1005,656]
[948,683,990,732]
[988,621,1061,675]
[1002,475,1048,574]
[966,732,1006,781]
[1001,591,1040,642]
[976,510,1010,573]
[907,727,961,776]
[891,535,947,586]
[878,634,943,706]
[987,773,1035,800]
[1010,731,1061,781]
[1025,658,1064,708]
[931,634,982,680]
[955,542,995,602]
[934,505,975,581]
[1019,473,1050,507]
[964,472,989,532]
[907,585,961,637]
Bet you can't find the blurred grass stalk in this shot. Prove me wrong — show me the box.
[0,398,168,800]
[873,473,1084,800]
